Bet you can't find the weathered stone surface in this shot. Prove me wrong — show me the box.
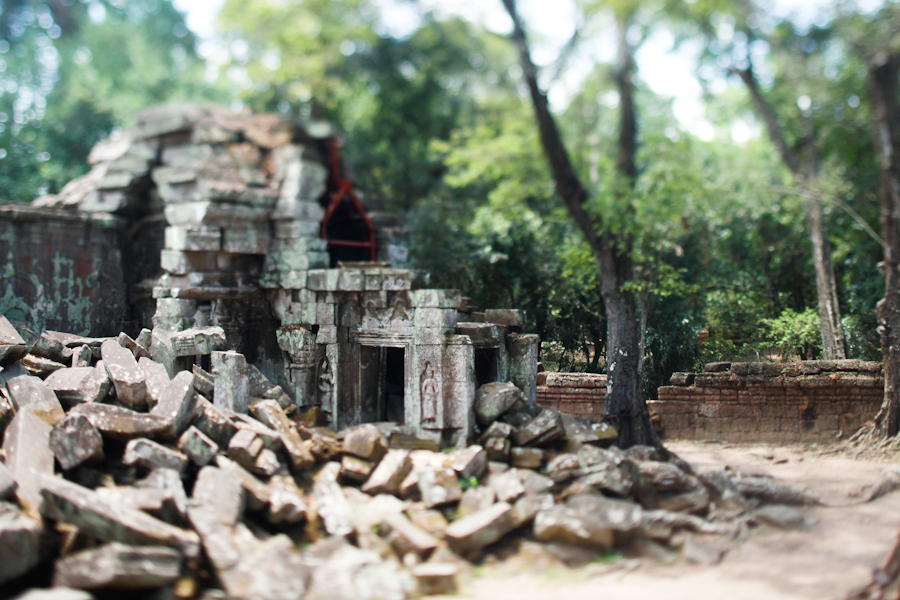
[95,487,181,523]
[510,447,543,469]
[101,339,147,410]
[754,504,816,530]
[5,374,66,424]
[250,400,314,470]
[533,505,613,549]
[513,408,566,447]
[459,485,496,518]
[40,475,200,557]
[341,455,375,483]
[218,534,311,600]
[342,424,389,462]
[362,450,413,496]
[216,456,272,510]
[123,438,189,473]
[149,370,196,439]
[479,421,514,443]
[304,541,415,600]
[178,426,217,466]
[192,397,238,447]
[193,466,245,526]
[734,476,822,506]
[3,408,54,506]
[682,537,726,565]
[511,493,554,527]
[44,367,110,406]
[0,503,42,584]
[268,474,308,524]
[250,448,283,477]
[449,444,487,481]
[71,344,93,368]
[487,469,527,503]
[150,327,226,372]
[411,562,458,595]
[0,315,27,366]
[418,468,463,508]
[474,382,524,427]
[485,437,511,463]
[227,429,263,467]
[133,468,188,521]
[444,502,515,556]
[314,479,354,536]
[700,469,749,512]
[636,461,692,493]
[379,513,438,558]
[69,403,168,439]
[21,353,68,377]
[117,332,150,361]
[0,462,16,500]
[50,414,104,470]
[138,357,170,409]
[53,542,182,590]
[212,351,249,414]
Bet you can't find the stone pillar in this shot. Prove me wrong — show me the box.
[507,333,540,414]
[212,351,250,414]
[276,326,317,409]
[443,335,475,447]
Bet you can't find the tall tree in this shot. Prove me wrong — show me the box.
[500,0,658,448]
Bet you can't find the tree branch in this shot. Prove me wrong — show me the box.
[772,186,888,249]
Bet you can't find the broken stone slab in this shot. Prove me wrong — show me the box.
[31,331,77,365]
[511,493,555,527]
[362,450,413,496]
[192,397,238,447]
[0,503,42,585]
[342,423,389,462]
[150,327,226,377]
[478,421,515,443]
[637,461,692,493]
[487,469,527,503]
[5,374,66,425]
[50,414,104,471]
[138,357,170,409]
[217,534,312,600]
[21,354,67,378]
[379,513,438,559]
[0,462,16,500]
[657,480,710,514]
[149,370,196,439]
[53,542,182,590]
[418,468,463,509]
[448,445,487,481]
[227,429,264,467]
[411,562,458,596]
[178,426,217,467]
[485,437,511,463]
[250,400,314,470]
[94,487,182,524]
[117,332,150,361]
[268,474,308,524]
[44,366,111,407]
[249,448,283,477]
[510,447,543,469]
[444,501,515,556]
[193,466,245,527]
[474,382,524,427]
[216,456,271,511]
[231,414,284,450]
[133,469,189,521]
[314,479,354,537]
[71,344,93,368]
[191,364,214,398]
[69,403,169,439]
[0,315,27,366]
[101,339,147,410]
[513,408,566,447]
[40,475,200,558]
[123,438,189,474]
[304,541,415,600]
[459,486,496,518]
[341,455,375,483]
[3,407,54,506]
[212,351,250,414]
[734,476,822,506]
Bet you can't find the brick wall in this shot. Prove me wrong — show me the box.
[536,371,607,421]
[650,360,884,443]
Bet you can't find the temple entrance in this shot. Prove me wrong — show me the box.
[359,345,406,424]
[474,347,500,388]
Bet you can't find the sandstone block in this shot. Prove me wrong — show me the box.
[52,542,182,590]
[444,502,515,556]
[101,339,147,410]
[50,414,104,471]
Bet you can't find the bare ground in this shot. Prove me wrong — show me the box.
[449,441,900,600]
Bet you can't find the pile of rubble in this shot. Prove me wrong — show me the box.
[0,316,823,599]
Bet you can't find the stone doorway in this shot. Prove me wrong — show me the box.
[359,345,406,424]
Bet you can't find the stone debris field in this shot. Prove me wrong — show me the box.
[0,314,873,600]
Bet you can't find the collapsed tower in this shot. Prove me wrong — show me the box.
[3,103,539,445]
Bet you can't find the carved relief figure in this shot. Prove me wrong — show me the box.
[420,361,438,422]
[318,356,334,411]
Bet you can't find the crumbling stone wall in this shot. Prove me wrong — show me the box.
[0,206,128,337]
[536,372,607,421]
[650,360,884,443]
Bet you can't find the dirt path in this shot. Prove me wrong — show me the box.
[453,441,900,600]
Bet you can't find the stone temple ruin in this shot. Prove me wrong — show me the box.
[0,103,539,446]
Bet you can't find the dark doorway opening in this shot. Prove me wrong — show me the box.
[359,345,406,424]
[474,348,500,388]
[322,198,373,266]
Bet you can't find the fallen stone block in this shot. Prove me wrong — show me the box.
[485,437,511,463]
[117,332,151,361]
[459,486,496,518]
[268,475,308,524]
[133,469,188,521]
[511,493,554,527]
[123,438,189,474]
[218,534,311,600]
[341,455,375,483]
[149,370,196,439]
[101,339,147,410]
[5,374,66,425]
[379,513,438,558]
[513,408,566,447]
[20,354,67,378]
[448,445,487,481]
[212,351,249,414]
[0,315,27,366]
[411,562,458,596]
[178,426,217,466]
[52,542,182,590]
[734,476,822,506]
[45,366,110,407]
[487,469,527,503]
[138,357,171,409]
[342,424,389,462]
[71,344,93,368]
[69,403,168,439]
[533,505,614,549]
[3,407,54,506]
[510,447,543,469]
[40,475,200,557]
[0,503,42,585]
[227,429,264,467]
[250,400,314,470]
[304,541,415,600]
[314,479,354,537]
[362,450,413,496]
[50,414,104,471]
[478,421,515,443]
[150,327,226,377]
[700,469,749,513]
[474,382,523,427]
[216,456,272,511]
[192,466,245,527]
[444,502,515,556]
[0,462,16,500]
[636,461,692,493]
[418,468,463,509]
[95,487,182,524]
[249,448,283,477]
[754,504,817,530]
[192,397,238,447]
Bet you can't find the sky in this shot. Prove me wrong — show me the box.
[171,0,885,142]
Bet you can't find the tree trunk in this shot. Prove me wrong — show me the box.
[499,0,658,448]
[869,52,900,439]
[734,66,847,360]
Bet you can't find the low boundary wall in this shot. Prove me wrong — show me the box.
[536,371,606,421]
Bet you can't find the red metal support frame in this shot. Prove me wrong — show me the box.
[320,141,377,262]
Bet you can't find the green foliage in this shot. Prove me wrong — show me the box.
[759,307,823,360]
